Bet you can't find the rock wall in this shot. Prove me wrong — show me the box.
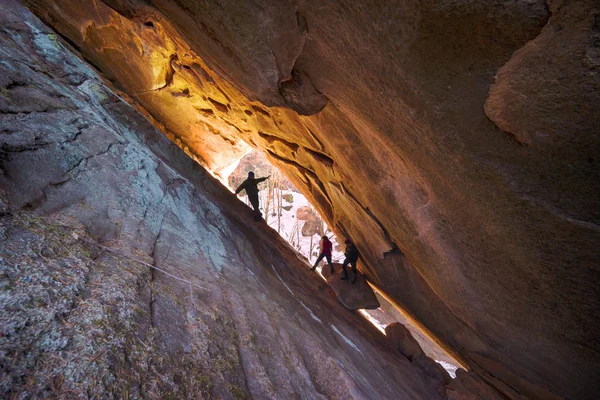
[12,0,600,398]
[0,3,448,398]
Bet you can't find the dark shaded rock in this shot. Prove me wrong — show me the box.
[386,322,451,387]
[385,322,424,361]
[413,354,452,386]
[322,263,380,310]
[0,196,8,216]
[371,293,457,367]
[279,69,328,115]
[446,369,506,400]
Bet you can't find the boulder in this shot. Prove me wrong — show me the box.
[301,216,321,237]
[385,322,424,361]
[385,322,452,386]
[322,263,380,310]
[371,293,457,366]
[295,205,313,220]
[446,369,505,400]
[412,354,452,386]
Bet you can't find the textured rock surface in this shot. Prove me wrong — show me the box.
[446,368,506,400]
[14,0,600,398]
[22,0,252,181]
[369,292,457,368]
[386,323,452,386]
[0,5,446,398]
[321,263,380,310]
[385,322,424,362]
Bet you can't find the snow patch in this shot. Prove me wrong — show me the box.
[271,264,294,296]
[299,301,322,323]
[331,324,363,355]
[358,309,387,334]
[436,360,458,379]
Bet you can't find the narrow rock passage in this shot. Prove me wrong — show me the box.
[0,4,445,398]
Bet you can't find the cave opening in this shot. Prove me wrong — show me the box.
[227,149,460,378]
[227,149,345,265]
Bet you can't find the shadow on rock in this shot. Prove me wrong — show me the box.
[320,263,380,310]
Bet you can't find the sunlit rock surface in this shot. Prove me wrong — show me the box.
[0,4,446,398]
[11,0,600,398]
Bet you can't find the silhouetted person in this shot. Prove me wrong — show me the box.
[310,236,334,274]
[341,239,359,284]
[235,171,269,219]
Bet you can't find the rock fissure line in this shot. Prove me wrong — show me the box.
[0,141,54,153]
[339,181,397,248]
[148,224,162,329]
[64,141,120,177]
[0,107,65,116]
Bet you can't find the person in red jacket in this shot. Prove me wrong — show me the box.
[310,236,334,274]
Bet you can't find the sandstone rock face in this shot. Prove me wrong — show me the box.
[446,368,506,400]
[22,0,252,181]
[0,4,445,398]
[15,0,600,398]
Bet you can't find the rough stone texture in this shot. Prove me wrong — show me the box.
[0,4,446,398]
[21,0,252,181]
[386,323,452,388]
[385,322,424,361]
[412,354,453,387]
[446,368,506,400]
[369,292,457,367]
[320,263,380,311]
[16,0,600,398]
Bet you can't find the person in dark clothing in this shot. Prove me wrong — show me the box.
[310,236,334,273]
[341,239,360,284]
[235,171,269,218]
